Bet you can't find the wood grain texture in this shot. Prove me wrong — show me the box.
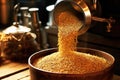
[0,60,28,79]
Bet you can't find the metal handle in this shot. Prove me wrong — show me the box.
[13,3,20,27]
[92,16,115,32]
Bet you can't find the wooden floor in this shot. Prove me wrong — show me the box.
[0,58,120,80]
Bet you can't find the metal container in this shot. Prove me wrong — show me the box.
[53,0,115,34]
[53,0,91,34]
[1,23,40,61]
[0,0,15,27]
[28,47,115,80]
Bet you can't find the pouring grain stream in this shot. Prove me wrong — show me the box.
[33,10,110,74]
[58,11,83,53]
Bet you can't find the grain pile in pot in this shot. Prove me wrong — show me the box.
[33,10,110,74]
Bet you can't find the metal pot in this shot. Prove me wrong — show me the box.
[28,47,115,80]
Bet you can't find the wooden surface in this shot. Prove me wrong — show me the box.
[0,58,120,80]
[0,58,30,80]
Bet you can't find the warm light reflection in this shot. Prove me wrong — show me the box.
[1,2,8,24]
[1,0,6,3]
[46,5,55,11]
[3,25,31,34]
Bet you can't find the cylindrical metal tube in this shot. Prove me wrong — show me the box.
[0,0,15,27]
[29,8,42,49]
[20,7,30,27]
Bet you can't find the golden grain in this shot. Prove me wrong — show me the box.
[34,11,110,74]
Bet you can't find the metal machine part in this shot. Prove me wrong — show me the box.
[20,7,30,27]
[29,8,49,49]
[29,8,42,49]
[54,0,91,35]
[53,0,115,34]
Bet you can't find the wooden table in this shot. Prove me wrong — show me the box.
[0,58,120,80]
[0,58,30,80]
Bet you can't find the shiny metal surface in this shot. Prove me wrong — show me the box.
[53,0,91,34]
[53,0,115,34]
[0,0,15,27]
